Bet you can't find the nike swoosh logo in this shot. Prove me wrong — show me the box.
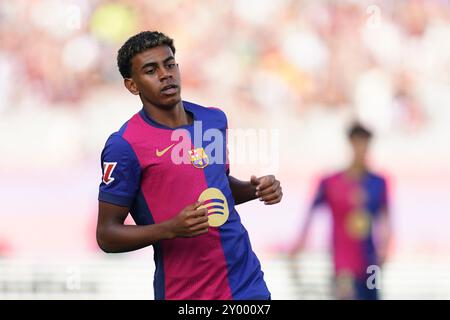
[156,143,175,157]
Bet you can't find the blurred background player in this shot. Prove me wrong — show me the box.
[289,123,392,300]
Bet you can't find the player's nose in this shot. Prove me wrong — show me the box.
[158,68,172,81]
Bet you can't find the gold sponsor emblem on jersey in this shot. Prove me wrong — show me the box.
[198,188,229,227]
[345,209,371,240]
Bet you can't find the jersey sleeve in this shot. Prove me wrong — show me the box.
[209,106,230,175]
[225,117,230,176]
[380,177,389,212]
[311,178,327,209]
[98,133,141,207]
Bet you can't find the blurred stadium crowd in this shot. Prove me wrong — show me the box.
[1,0,448,128]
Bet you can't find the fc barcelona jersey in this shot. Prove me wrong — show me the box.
[98,101,270,300]
[312,171,389,279]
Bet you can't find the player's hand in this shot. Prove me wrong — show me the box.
[251,175,283,205]
[167,201,209,238]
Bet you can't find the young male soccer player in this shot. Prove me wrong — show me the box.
[96,31,283,300]
[290,123,391,300]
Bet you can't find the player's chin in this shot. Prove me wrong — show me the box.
[158,94,181,108]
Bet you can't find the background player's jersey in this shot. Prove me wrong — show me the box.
[312,171,388,279]
[98,101,270,300]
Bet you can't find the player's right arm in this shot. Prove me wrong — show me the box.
[96,201,208,253]
[289,177,326,257]
[96,133,208,253]
[289,209,314,257]
[375,178,392,266]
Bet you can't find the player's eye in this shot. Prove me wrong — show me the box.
[146,68,156,74]
[166,63,175,69]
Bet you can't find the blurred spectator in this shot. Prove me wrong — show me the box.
[0,0,447,131]
[289,123,392,300]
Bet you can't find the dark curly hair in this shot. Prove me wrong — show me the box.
[347,122,373,139]
[117,31,176,78]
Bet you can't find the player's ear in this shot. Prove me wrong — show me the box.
[124,78,139,95]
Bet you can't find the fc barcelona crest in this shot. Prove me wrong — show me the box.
[188,147,209,169]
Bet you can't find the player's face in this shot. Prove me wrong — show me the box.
[126,45,181,109]
[350,136,370,164]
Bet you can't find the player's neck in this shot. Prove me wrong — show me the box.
[347,162,368,178]
[142,101,192,128]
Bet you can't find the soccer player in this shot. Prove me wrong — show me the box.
[290,123,391,300]
[96,31,283,300]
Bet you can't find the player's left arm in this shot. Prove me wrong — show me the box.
[376,206,392,266]
[376,178,392,266]
[221,109,282,205]
[228,175,282,205]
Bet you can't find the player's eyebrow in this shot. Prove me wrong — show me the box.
[141,56,175,70]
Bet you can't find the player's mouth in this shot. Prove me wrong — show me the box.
[161,84,179,95]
